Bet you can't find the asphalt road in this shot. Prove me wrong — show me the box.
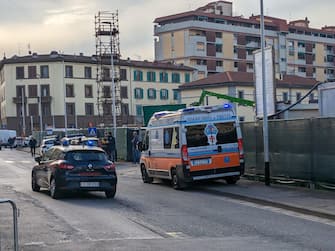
[0,148,335,250]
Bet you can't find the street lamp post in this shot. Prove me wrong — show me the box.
[21,87,26,136]
[36,74,43,135]
[260,0,270,186]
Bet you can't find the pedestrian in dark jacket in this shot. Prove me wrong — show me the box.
[29,137,37,157]
[107,132,116,161]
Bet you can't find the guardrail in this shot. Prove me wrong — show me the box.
[0,199,19,251]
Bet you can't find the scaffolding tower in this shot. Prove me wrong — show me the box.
[95,11,122,129]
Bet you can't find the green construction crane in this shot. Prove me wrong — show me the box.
[191,90,255,107]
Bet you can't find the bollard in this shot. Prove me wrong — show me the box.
[0,199,19,251]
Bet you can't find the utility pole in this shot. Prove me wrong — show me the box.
[260,0,270,186]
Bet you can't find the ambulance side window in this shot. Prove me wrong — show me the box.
[163,128,173,149]
[142,131,149,151]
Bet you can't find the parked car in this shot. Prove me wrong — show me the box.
[40,137,57,155]
[14,136,30,147]
[31,145,117,199]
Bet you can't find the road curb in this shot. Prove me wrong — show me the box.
[200,187,335,221]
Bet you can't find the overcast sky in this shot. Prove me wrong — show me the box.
[0,0,334,61]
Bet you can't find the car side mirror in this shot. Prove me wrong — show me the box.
[35,156,41,164]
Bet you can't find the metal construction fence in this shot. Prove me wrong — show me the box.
[241,117,335,185]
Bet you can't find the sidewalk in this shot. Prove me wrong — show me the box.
[199,178,335,220]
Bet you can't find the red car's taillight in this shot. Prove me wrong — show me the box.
[104,163,115,172]
[58,163,75,170]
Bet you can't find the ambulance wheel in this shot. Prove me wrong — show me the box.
[141,165,153,184]
[171,169,182,190]
[225,176,239,185]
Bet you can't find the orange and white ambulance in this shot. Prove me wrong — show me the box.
[140,104,245,189]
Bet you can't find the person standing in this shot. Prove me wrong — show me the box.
[131,131,140,164]
[29,136,37,157]
[107,132,116,162]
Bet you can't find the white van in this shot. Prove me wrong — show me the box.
[140,104,245,189]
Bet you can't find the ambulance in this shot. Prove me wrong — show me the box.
[140,104,244,189]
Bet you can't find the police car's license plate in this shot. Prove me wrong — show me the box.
[80,182,100,187]
[191,158,212,166]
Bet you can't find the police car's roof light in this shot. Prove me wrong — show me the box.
[62,140,70,146]
[223,103,232,109]
[86,140,94,146]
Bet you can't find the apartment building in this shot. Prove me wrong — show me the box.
[154,1,335,81]
[0,52,194,135]
[179,71,318,122]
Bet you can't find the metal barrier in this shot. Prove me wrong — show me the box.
[0,199,19,251]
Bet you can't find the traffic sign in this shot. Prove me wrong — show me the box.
[88,127,97,136]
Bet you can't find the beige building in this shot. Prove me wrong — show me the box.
[0,52,194,135]
[179,71,318,122]
[154,1,335,81]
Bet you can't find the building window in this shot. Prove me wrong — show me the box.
[121,86,128,99]
[297,41,305,48]
[103,68,110,80]
[28,85,37,97]
[160,89,169,100]
[66,103,75,116]
[215,44,222,53]
[42,103,51,116]
[296,92,302,101]
[28,66,37,79]
[160,72,168,83]
[173,90,179,100]
[102,103,111,115]
[84,67,92,79]
[40,65,49,78]
[103,86,111,98]
[216,61,223,67]
[134,70,143,81]
[16,67,24,79]
[28,103,38,116]
[234,62,238,68]
[136,105,143,116]
[309,93,315,102]
[196,42,205,51]
[147,71,156,82]
[147,88,156,99]
[238,90,244,99]
[66,84,74,97]
[215,32,222,38]
[299,67,307,73]
[134,88,143,99]
[283,92,288,102]
[121,103,129,115]
[298,52,305,60]
[171,73,180,83]
[40,85,50,97]
[85,85,93,98]
[185,73,190,83]
[65,65,73,78]
[120,68,127,80]
[85,103,94,115]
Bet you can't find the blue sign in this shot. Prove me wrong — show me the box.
[88,127,97,136]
